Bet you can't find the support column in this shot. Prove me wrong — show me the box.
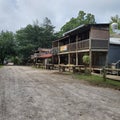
[89,29,92,70]
[58,55,60,65]
[58,40,60,65]
[89,39,92,69]
[68,53,70,65]
[76,52,78,65]
[76,35,78,65]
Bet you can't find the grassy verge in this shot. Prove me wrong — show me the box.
[75,73,120,90]
[0,65,3,68]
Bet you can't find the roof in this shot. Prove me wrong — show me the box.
[63,23,109,36]
[39,54,52,58]
[53,35,69,42]
[38,48,51,52]
[110,37,120,45]
[63,24,85,36]
[110,34,120,38]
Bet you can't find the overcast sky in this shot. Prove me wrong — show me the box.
[0,0,119,32]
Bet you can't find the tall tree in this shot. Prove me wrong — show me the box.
[15,18,56,64]
[110,15,120,29]
[0,31,17,64]
[60,10,96,36]
[42,17,55,48]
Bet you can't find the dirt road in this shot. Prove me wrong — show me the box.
[0,66,120,120]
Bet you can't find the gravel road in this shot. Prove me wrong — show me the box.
[0,66,120,120]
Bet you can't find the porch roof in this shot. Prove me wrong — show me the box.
[110,37,120,45]
[39,54,52,58]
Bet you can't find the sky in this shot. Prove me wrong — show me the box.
[0,0,120,32]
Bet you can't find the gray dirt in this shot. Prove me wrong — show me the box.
[0,66,120,120]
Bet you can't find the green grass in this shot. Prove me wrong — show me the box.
[0,65,3,68]
[75,73,120,90]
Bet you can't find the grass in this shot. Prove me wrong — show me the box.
[0,65,3,68]
[75,73,120,90]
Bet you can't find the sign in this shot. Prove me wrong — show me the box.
[60,45,67,51]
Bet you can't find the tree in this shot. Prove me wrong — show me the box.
[60,10,96,36]
[15,18,56,64]
[0,31,17,64]
[42,17,56,48]
[82,54,90,65]
[110,15,120,33]
[110,15,120,29]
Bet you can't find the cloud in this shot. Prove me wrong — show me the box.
[0,0,119,32]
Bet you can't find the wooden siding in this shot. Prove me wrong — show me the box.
[91,39,108,49]
[90,29,109,40]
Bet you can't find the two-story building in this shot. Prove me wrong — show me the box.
[52,24,109,69]
[31,48,52,66]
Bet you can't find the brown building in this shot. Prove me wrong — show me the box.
[52,24,110,69]
[31,48,52,66]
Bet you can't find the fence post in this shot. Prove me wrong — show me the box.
[103,67,106,81]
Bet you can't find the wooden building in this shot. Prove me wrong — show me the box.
[52,24,109,69]
[31,48,52,66]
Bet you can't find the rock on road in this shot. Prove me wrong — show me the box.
[0,66,120,120]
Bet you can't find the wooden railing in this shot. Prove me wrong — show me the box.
[68,39,89,51]
[77,39,89,50]
[52,39,108,53]
[69,42,76,51]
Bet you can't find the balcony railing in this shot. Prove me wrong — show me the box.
[77,39,89,50]
[52,39,108,53]
[69,42,76,51]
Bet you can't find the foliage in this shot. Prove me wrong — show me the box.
[60,10,96,36]
[110,15,120,29]
[82,54,90,74]
[11,56,22,65]
[82,54,90,65]
[0,65,2,68]
[110,14,120,34]
[0,31,17,64]
[15,18,57,64]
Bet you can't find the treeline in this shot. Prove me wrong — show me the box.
[0,17,57,65]
[0,10,119,65]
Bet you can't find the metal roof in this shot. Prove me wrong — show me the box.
[39,54,52,58]
[63,23,109,36]
[110,37,120,45]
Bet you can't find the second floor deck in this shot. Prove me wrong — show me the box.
[52,39,109,55]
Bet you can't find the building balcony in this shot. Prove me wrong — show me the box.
[52,39,109,54]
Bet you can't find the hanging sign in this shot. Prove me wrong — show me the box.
[60,45,67,51]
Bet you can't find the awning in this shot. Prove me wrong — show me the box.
[39,54,52,58]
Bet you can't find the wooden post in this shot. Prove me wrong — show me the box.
[68,53,70,65]
[76,53,78,66]
[89,33,92,70]
[58,55,60,65]
[76,35,78,65]
[58,39,60,65]
[103,67,106,81]
[68,37,70,65]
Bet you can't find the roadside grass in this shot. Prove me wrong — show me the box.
[75,73,120,90]
[0,65,3,68]
[31,66,120,90]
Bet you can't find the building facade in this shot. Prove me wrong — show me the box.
[31,48,52,66]
[52,24,109,69]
